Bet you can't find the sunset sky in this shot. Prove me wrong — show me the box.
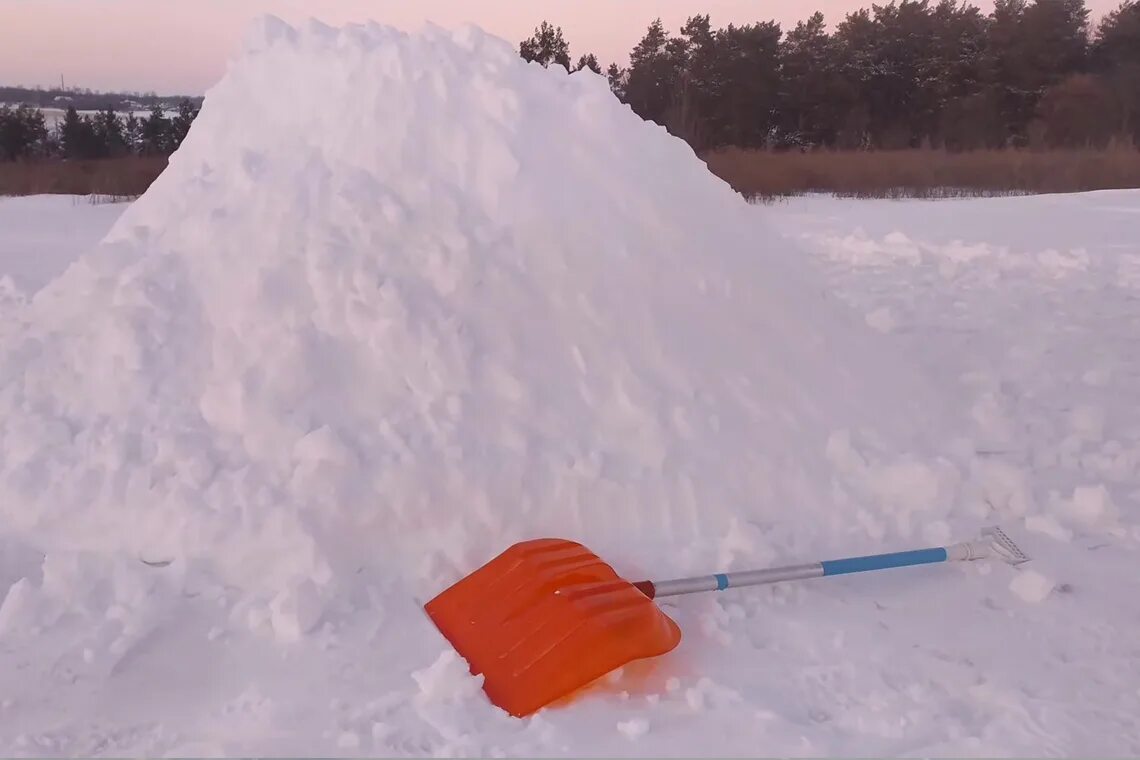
[1,0,1124,94]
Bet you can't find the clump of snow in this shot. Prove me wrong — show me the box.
[0,577,34,636]
[799,226,1098,288]
[680,676,742,711]
[971,459,1036,518]
[412,650,484,703]
[824,429,962,536]
[864,306,896,333]
[1010,569,1055,604]
[1065,484,1119,527]
[268,577,324,642]
[1037,248,1089,277]
[813,229,923,267]
[1025,514,1073,543]
[336,731,361,749]
[0,274,22,307]
[1082,367,1113,387]
[1070,405,1106,442]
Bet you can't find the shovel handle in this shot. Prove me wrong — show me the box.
[634,547,953,600]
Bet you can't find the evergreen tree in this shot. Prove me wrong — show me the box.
[92,107,127,157]
[0,104,48,160]
[929,0,990,145]
[606,63,628,99]
[1094,0,1140,69]
[623,19,686,127]
[1035,73,1118,146]
[519,21,572,70]
[124,112,142,155]
[1093,0,1140,140]
[140,104,172,156]
[930,0,988,101]
[673,15,717,147]
[833,1,943,148]
[58,105,99,159]
[1020,0,1091,88]
[779,12,846,147]
[574,53,603,74]
[833,9,879,147]
[984,0,1091,143]
[170,99,200,150]
[982,0,1029,143]
[704,21,783,148]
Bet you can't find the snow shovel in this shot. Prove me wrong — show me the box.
[423,526,1028,718]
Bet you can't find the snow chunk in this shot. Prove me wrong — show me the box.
[828,429,962,533]
[1010,570,1055,604]
[617,718,649,740]
[1026,514,1073,543]
[1070,405,1106,442]
[1066,484,1118,527]
[412,649,484,703]
[269,578,324,642]
[0,578,35,636]
[1082,367,1113,387]
[973,459,1035,518]
[812,230,923,266]
[0,275,25,313]
[163,741,228,758]
[1036,248,1089,277]
[865,307,897,333]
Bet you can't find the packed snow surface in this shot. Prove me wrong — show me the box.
[2,17,1139,758]
[0,196,123,297]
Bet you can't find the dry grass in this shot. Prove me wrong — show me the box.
[701,145,1140,200]
[0,156,167,200]
[4,147,1140,203]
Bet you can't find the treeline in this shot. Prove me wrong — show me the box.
[0,101,199,161]
[521,0,1140,151]
[0,85,203,113]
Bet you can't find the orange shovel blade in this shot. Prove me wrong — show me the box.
[424,538,681,717]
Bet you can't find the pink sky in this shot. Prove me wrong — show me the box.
[1,0,1124,94]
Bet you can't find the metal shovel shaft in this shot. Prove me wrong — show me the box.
[635,528,1029,600]
[639,547,947,599]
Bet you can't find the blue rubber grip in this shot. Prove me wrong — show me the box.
[821,547,948,576]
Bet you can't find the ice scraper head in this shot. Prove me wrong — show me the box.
[423,538,681,718]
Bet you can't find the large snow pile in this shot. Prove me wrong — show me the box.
[1,17,951,599]
[0,17,1083,757]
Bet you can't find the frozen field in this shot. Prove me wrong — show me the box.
[0,196,125,295]
[1,18,1138,758]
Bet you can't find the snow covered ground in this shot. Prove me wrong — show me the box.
[0,196,125,296]
[2,186,1136,757]
[1,17,1138,758]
